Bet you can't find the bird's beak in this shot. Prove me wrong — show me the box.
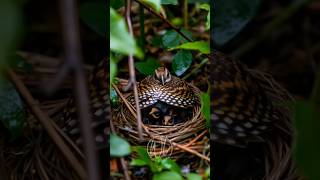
[161,76,165,85]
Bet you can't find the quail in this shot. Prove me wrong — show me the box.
[127,67,199,126]
[128,67,200,109]
[58,60,109,149]
[211,50,296,179]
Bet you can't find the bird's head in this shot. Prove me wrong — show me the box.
[155,67,172,85]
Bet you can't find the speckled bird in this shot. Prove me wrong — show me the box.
[211,50,298,180]
[58,61,109,149]
[128,67,200,109]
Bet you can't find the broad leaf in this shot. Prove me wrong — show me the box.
[110,8,143,59]
[213,0,261,47]
[135,57,161,75]
[187,173,202,180]
[161,158,181,174]
[0,76,25,139]
[110,133,131,157]
[172,50,192,76]
[141,0,161,12]
[80,2,107,37]
[162,29,192,49]
[169,41,209,54]
[200,92,210,128]
[0,0,21,70]
[130,158,148,166]
[133,146,152,164]
[161,0,178,5]
[153,171,183,180]
[293,101,320,180]
[200,4,210,30]
[110,0,125,9]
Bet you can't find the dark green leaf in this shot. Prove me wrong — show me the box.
[200,4,210,30]
[169,41,209,54]
[161,0,178,5]
[200,92,211,128]
[172,50,192,76]
[110,54,117,85]
[133,146,152,164]
[187,173,202,180]
[162,29,192,49]
[213,0,261,46]
[135,57,161,75]
[110,0,125,9]
[0,0,21,70]
[141,0,161,12]
[0,76,25,139]
[110,87,118,105]
[188,0,210,3]
[110,134,131,157]
[293,101,320,180]
[7,54,33,72]
[130,158,148,166]
[153,171,183,180]
[80,2,107,37]
[110,8,143,59]
[161,158,181,174]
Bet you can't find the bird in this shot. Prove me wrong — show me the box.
[57,60,109,149]
[128,67,200,109]
[210,50,298,179]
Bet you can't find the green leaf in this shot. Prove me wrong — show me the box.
[161,0,178,5]
[141,0,161,12]
[110,87,118,105]
[161,158,181,174]
[153,171,183,180]
[110,54,117,85]
[80,2,107,37]
[0,0,21,70]
[7,54,33,72]
[172,50,192,76]
[200,4,210,30]
[213,0,261,46]
[200,92,211,128]
[293,101,320,180]
[162,29,192,49]
[204,167,210,178]
[169,41,209,54]
[110,0,125,9]
[110,134,131,157]
[0,76,25,139]
[133,146,152,164]
[187,173,202,180]
[199,4,210,11]
[135,57,161,75]
[110,7,143,59]
[130,158,148,166]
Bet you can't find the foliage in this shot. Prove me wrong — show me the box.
[172,50,192,76]
[0,76,25,139]
[135,57,161,75]
[79,1,107,37]
[169,41,210,54]
[110,133,132,157]
[212,0,261,47]
[293,101,320,180]
[131,147,204,179]
[110,7,143,59]
[200,92,211,128]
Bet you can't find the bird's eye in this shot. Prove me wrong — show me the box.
[154,112,160,117]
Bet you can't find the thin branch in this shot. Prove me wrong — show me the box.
[135,0,192,42]
[59,0,100,179]
[7,69,86,179]
[125,0,143,141]
[134,0,210,59]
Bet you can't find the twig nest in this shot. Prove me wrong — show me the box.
[113,82,209,165]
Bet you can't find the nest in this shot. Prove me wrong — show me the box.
[112,84,210,169]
